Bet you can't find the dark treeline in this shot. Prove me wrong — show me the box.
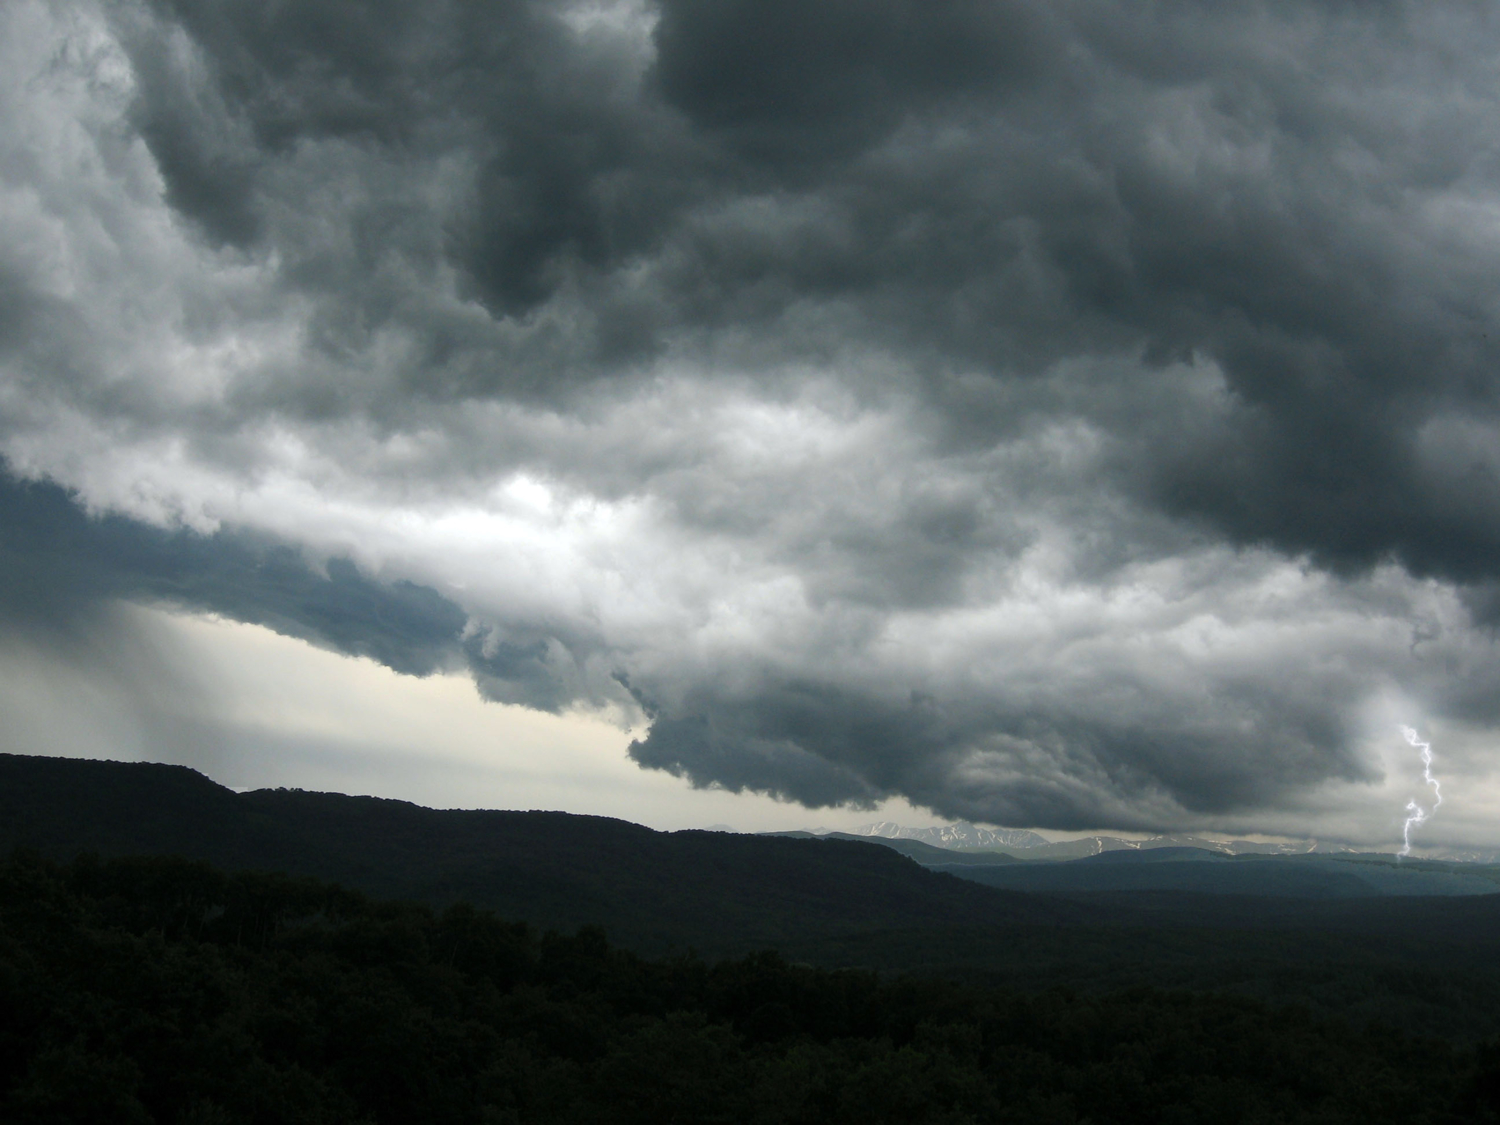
[2,852,1497,1124]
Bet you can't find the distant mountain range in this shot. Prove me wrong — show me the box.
[933,846,1500,899]
[12,749,1500,1030]
[1003,833,1355,861]
[781,826,1500,898]
[846,821,1050,850]
[836,822,1380,860]
[0,753,1091,958]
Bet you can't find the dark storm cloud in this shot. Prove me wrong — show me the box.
[0,468,470,679]
[117,0,1500,473]
[122,23,260,246]
[8,0,1500,834]
[122,0,689,328]
[0,461,604,713]
[652,0,1057,163]
[650,0,1500,586]
[626,621,1381,825]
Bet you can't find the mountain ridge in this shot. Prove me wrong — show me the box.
[15,753,1500,1043]
[0,752,1087,956]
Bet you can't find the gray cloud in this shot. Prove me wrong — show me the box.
[0,470,464,672]
[0,468,574,711]
[4,0,1500,839]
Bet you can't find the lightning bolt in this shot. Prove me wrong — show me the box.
[1397,725,1441,858]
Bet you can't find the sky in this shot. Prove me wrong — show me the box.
[3,0,1500,848]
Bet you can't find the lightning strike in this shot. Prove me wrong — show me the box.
[1397,725,1442,858]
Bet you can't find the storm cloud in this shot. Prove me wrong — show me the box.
[4,0,1500,841]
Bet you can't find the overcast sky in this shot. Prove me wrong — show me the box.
[4,0,1500,847]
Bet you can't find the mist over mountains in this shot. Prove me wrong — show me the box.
[846,821,1050,850]
[834,820,1500,863]
[833,820,1332,859]
[781,822,1500,900]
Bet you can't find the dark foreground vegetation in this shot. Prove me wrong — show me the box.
[3,852,1499,1125]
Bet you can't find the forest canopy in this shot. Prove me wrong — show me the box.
[1,851,1496,1125]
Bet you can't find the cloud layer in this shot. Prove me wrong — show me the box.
[4,0,1500,841]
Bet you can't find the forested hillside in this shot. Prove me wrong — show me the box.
[0,754,1083,954]
[13,753,1500,1043]
[1,852,1494,1125]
